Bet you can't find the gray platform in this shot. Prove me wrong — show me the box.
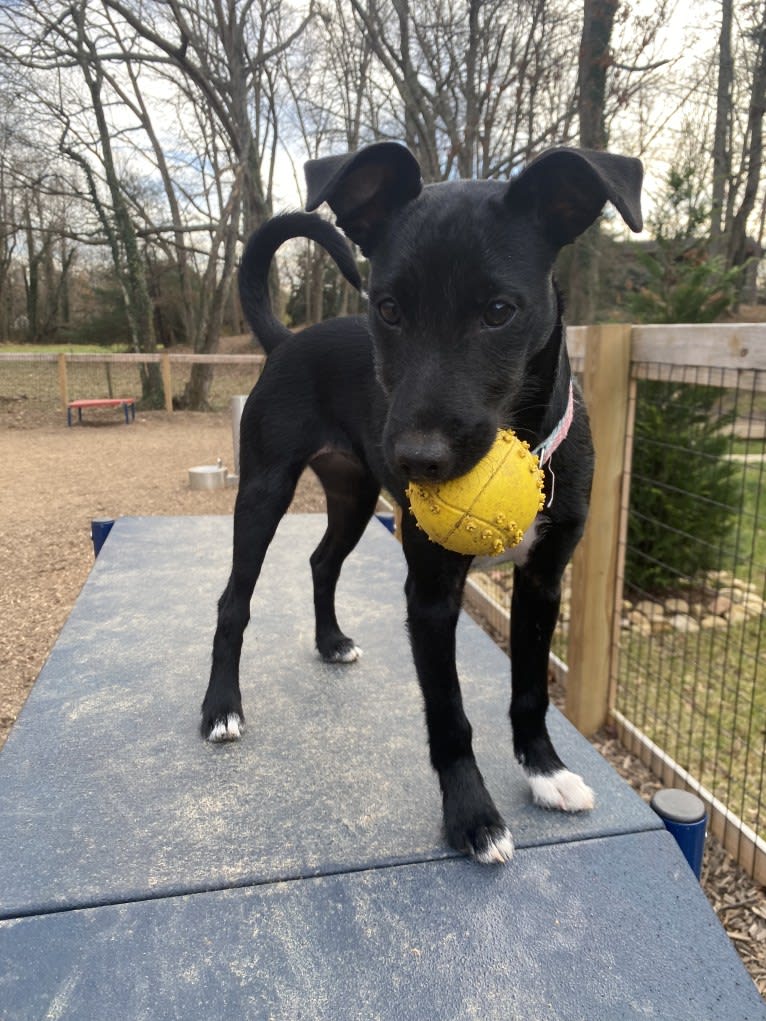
[0,515,763,1019]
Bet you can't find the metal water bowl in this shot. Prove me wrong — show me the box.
[188,464,227,491]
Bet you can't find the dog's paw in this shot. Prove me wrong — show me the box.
[206,713,244,743]
[527,769,595,813]
[470,824,515,865]
[319,638,363,664]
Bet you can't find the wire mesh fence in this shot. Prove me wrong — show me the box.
[614,362,766,878]
[0,354,62,407]
[0,352,264,417]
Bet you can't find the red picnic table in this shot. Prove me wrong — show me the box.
[67,398,136,426]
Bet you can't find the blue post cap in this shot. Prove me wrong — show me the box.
[651,788,706,824]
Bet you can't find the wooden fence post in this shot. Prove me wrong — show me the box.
[161,353,173,413]
[57,353,68,410]
[565,324,632,736]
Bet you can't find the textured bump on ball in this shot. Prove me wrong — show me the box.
[406,429,545,556]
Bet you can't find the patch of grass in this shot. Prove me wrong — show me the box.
[740,469,766,587]
[616,615,766,830]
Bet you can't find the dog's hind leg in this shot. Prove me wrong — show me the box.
[201,467,300,742]
[308,452,380,663]
[509,536,595,813]
[402,514,514,864]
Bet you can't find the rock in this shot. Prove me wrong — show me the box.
[668,613,700,634]
[709,594,733,616]
[700,615,722,629]
[705,569,733,588]
[636,599,664,620]
[727,605,748,626]
[743,594,764,617]
[665,597,690,615]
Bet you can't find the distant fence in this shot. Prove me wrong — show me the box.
[465,323,766,884]
[0,351,265,413]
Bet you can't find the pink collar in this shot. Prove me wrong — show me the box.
[533,381,574,466]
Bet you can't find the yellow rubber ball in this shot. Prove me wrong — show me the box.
[406,429,545,556]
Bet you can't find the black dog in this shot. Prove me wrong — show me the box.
[201,142,643,864]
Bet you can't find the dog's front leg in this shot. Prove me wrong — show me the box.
[510,540,595,813]
[201,471,298,741]
[402,516,514,864]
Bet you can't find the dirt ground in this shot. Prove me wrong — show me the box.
[2,400,765,997]
[0,403,326,741]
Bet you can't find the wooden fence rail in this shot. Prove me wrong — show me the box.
[0,351,266,413]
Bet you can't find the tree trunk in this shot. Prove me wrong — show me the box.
[710,0,734,258]
[181,363,215,411]
[311,248,325,324]
[567,0,618,325]
[727,16,766,274]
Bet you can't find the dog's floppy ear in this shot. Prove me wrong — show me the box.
[506,147,643,248]
[305,142,422,254]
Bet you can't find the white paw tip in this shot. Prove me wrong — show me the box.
[324,644,362,663]
[528,769,595,813]
[208,713,242,743]
[340,644,362,663]
[475,828,515,864]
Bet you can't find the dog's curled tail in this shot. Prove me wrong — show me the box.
[239,211,363,354]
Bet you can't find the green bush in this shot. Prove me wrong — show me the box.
[625,379,738,594]
[624,247,741,594]
[628,245,741,325]
[623,157,742,594]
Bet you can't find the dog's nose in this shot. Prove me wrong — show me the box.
[393,432,453,481]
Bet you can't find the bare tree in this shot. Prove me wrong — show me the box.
[0,110,22,340]
[565,0,620,324]
[94,8,245,406]
[0,1,168,401]
[102,0,315,233]
[726,3,766,273]
[97,0,316,401]
[711,0,734,257]
[565,0,674,323]
[0,0,316,405]
[579,0,619,150]
[346,0,582,182]
[707,0,766,299]
[20,187,76,344]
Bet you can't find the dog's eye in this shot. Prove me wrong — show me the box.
[378,298,401,326]
[483,300,517,328]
